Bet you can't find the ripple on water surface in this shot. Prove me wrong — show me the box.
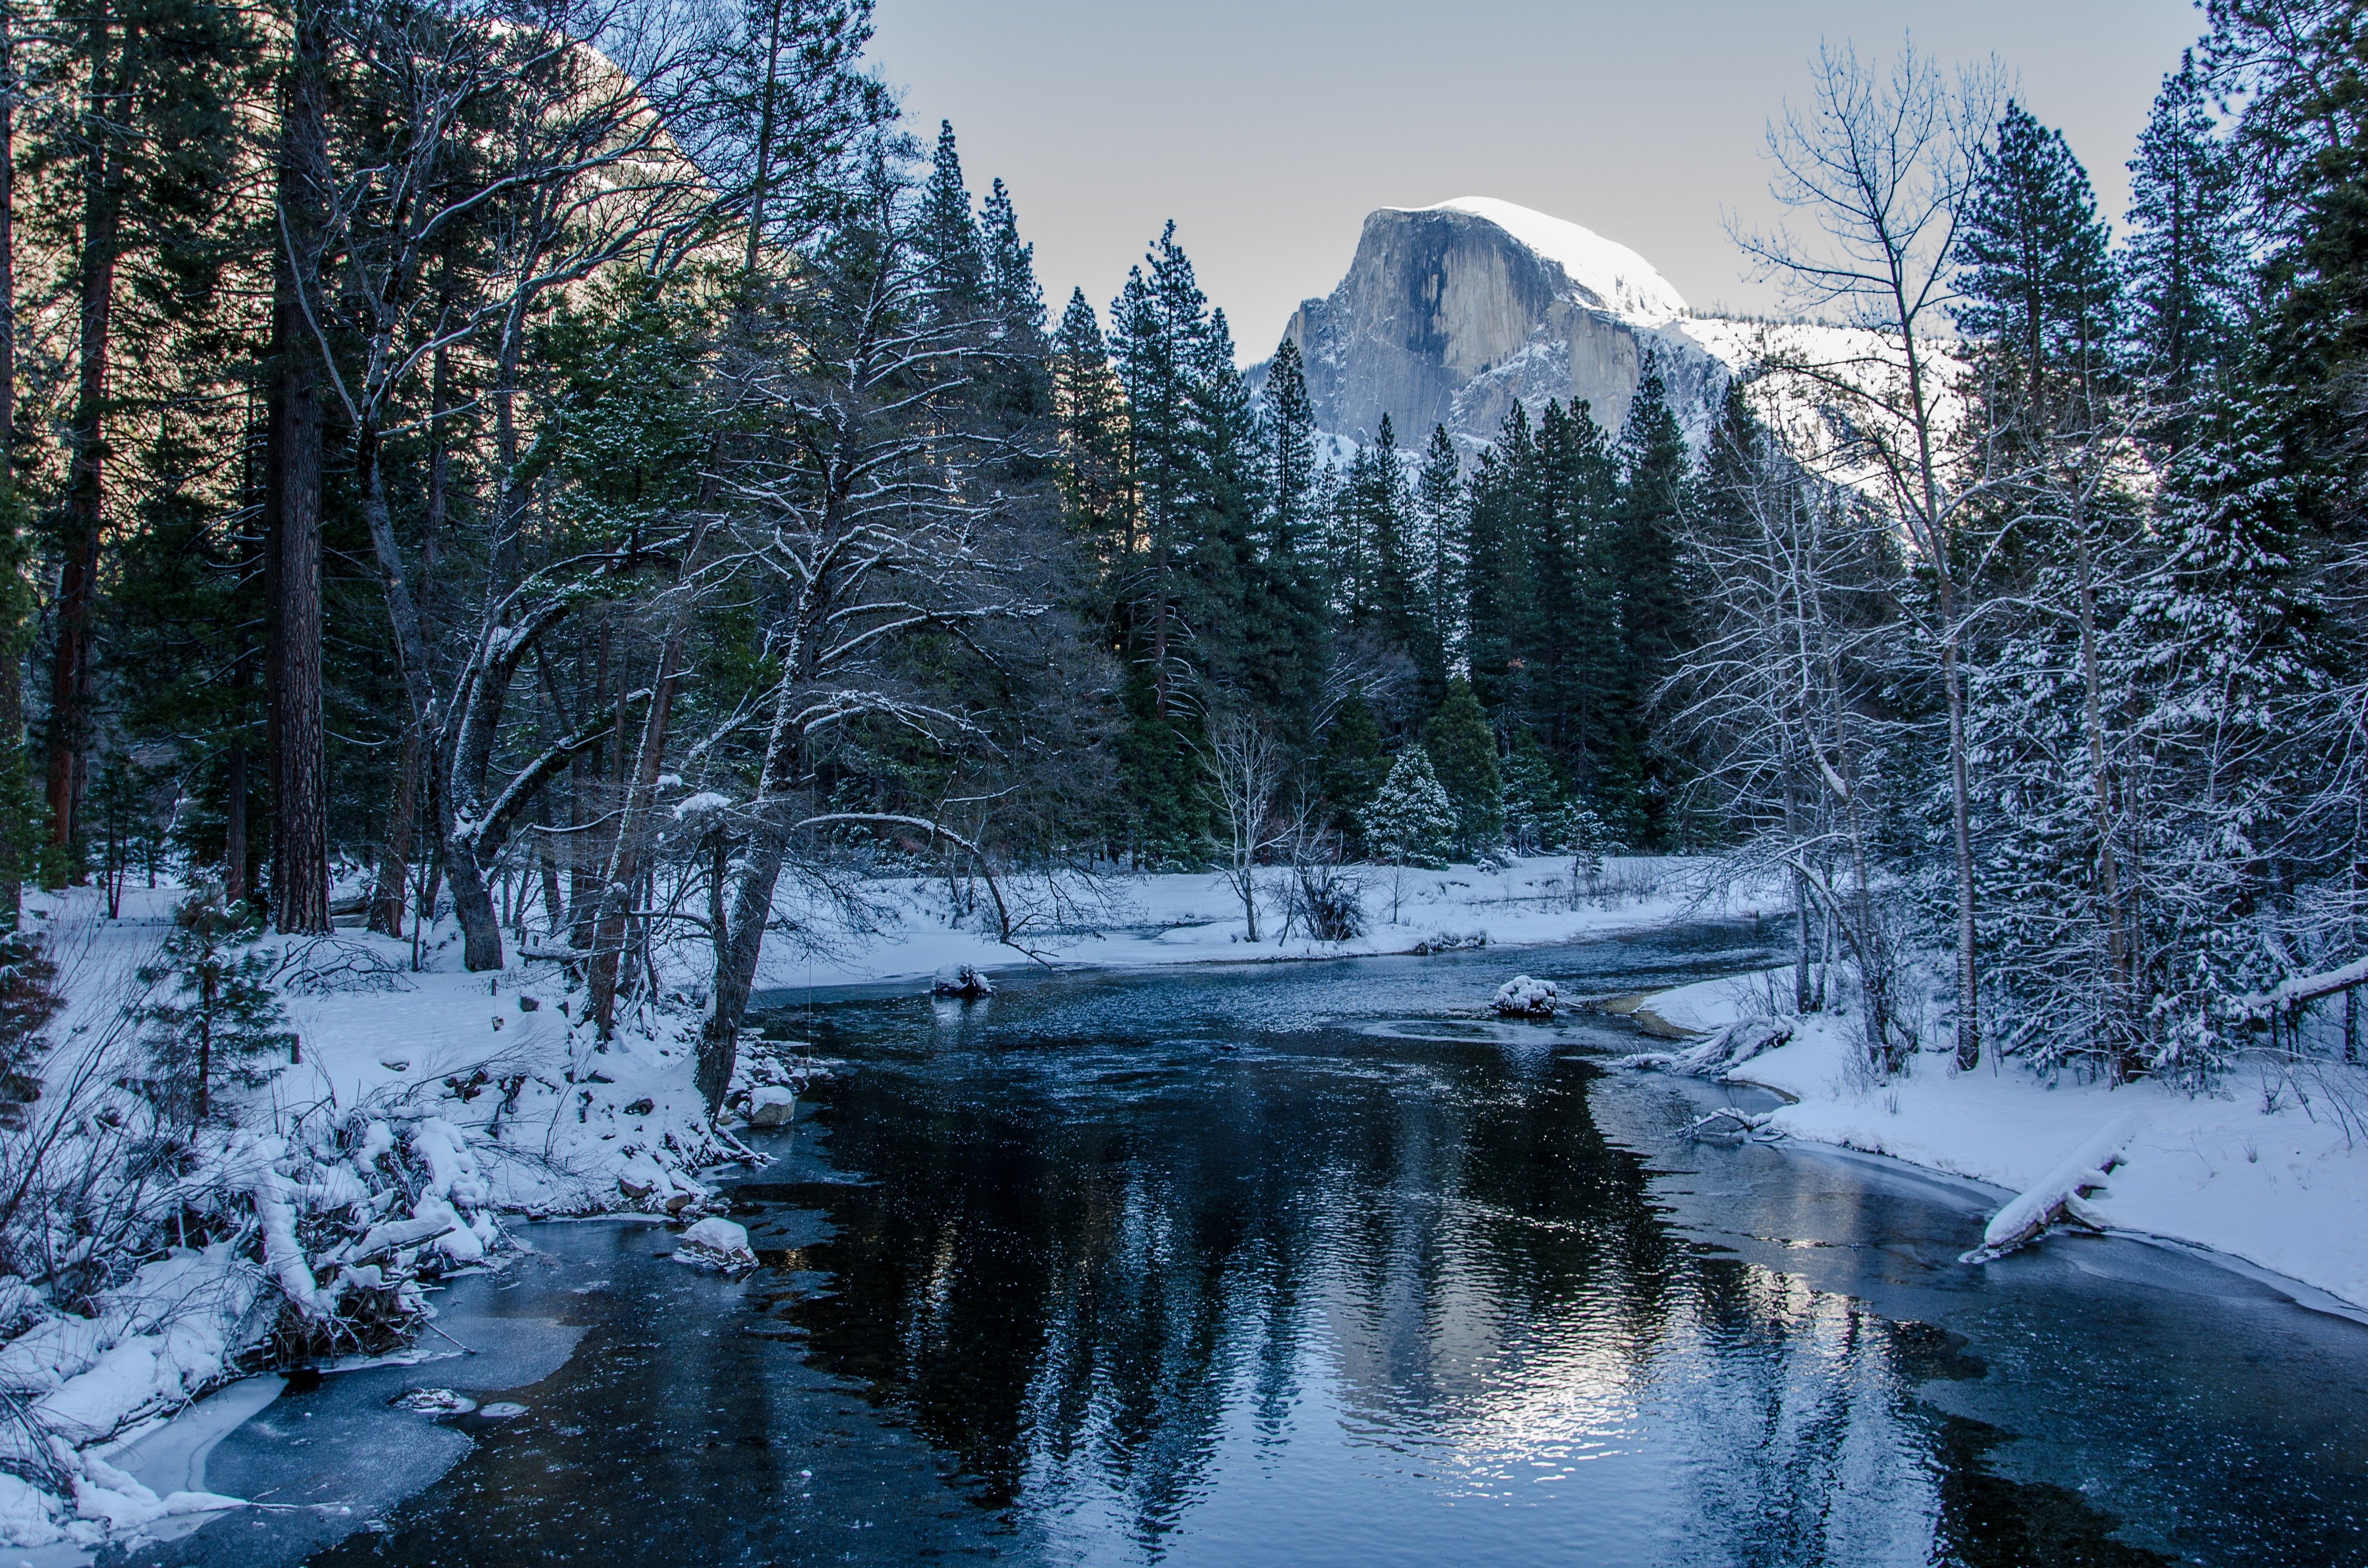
[143,926,2368,1568]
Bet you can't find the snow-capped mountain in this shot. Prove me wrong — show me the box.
[1270,196,1889,458]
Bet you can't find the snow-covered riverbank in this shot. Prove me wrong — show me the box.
[1630,970,2368,1313]
[0,854,1730,1552]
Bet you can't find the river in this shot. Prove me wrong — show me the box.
[125,922,2368,1567]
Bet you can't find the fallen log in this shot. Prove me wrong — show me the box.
[1960,1111,2145,1264]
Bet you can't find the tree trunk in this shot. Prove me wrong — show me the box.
[264,0,330,934]
[0,0,17,927]
[46,3,130,882]
[224,740,247,904]
[368,722,419,936]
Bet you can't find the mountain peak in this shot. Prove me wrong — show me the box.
[1400,197,1687,324]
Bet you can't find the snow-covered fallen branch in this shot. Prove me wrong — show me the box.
[1618,1016,1794,1078]
[1961,1111,2146,1263]
[1683,1106,1781,1142]
[2242,956,2368,1015]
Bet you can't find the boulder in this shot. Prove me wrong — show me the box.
[1492,975,1559,1017]
[748,1086,797,1127]
[671,1217,757,1272]
[931,964,994,999]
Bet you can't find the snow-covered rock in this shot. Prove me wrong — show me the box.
[746,1085,797,1127]
[931,964,994,999]
[670,1218,756,1272]
[1492,975,1559,1017]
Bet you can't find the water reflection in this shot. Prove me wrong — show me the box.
[288,931,2367,1567]
[734,940,2206,1566]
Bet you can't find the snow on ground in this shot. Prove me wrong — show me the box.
[0,854,1736,1551]
[768,855,1740,990]
[1634,969,2368,1312]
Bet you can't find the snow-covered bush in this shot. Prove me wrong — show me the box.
[1283,857,1365,943]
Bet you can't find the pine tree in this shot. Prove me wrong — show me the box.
[1359,744,1454,868]
[1052,289,1132,561]
[1957,102,2119,419]
[919,120,985,308]
[2124,52,2245,422]
[1412,423,1463,706]
[979,177,1043,335]
[1246,337,1327,725]
[1610,363,1690,846]
[1425,677,1503,858]
[1463,404,1536,720]
[1529,399,1622,774]
[1500,730,1570,855]
[1319,693,1387,848]
[135,883,296,1123]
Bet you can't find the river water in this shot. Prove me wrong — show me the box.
[127,923,2368,1567]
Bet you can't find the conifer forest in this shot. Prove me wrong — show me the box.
[1,0,2368,1561]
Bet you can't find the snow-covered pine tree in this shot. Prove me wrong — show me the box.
[1499,731,1570,854]
[1425,678,1503,858]
[2109,394,2332,1080]
[135,885,296,1124]
[2123,52,2245,433]
[1359,744,1454,869]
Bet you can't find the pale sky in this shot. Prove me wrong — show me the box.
[869,0,2210,358]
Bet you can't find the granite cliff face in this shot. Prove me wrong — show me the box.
[1278,197,1723,450]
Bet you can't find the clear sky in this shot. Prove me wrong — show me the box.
[868,0,2210,357]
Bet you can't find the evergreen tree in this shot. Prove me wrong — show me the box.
[2124,52,2245,420]
[1319,693,1387,848]
[1463,404,1537,720]
[1359,743,1454,868]
[134,883,295,1123]
[1957,101,2119,416]
[1106,224,1269,856]
[1531,399,1623,774]
[1425,677,1503,857]
[1052,288,1132,560]
[1246,338,1327,725]
[1610,362,1690,845]
[1328,415,1415,646]
[980,177,1044,335]
[1499,730,1570,854]
[918,119,985,308]
[1412,423,1463,705]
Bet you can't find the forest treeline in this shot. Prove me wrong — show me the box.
[0,0,2359,1101]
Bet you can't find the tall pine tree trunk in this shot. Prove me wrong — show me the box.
[0,0,17,927]
[263,0,330,934]
[367,723,418,935]
[46,2,130,883]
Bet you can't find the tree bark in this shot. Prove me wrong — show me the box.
[46,1,131,882]
[367,722,419,935]
[0,0,17,926]
[263,0,331,934]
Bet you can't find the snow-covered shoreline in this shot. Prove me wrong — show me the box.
[0,856,1721,1551]
[1627,968,2368,1313]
